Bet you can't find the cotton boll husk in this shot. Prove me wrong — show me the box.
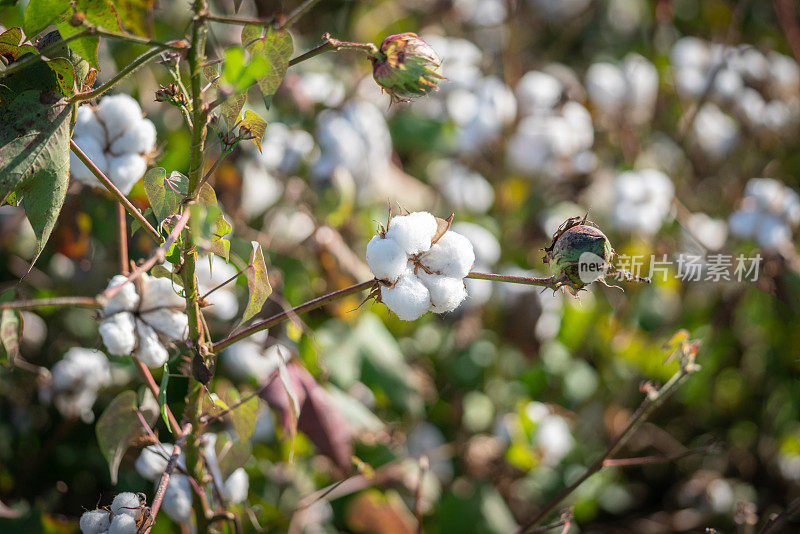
[417,272,468,313]
[140,308,188,341]
[109,118,156,156]
[161,474,193,523]
[366,235,408,282]
[74,105,107,144]
[223,468,249,504]
[380,272,431,321]
[80,509,110,534]
[106,153,147,195]
[140,276,185,310]
[103,275,140,315]
[386,212,438,255]
[70,136,109,184]
[96,94,144,140]
[420,231,476,279]
[111,492,141,519]
[108,514,138,534]
[135,319,168,368]
[585,62,628,117]
[99,312,137,356]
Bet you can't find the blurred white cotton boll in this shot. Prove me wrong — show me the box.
[454,77,517,152]
[266,207,316,244]
[140,308,188,341]
[109,118,156,156]
[223,341,290,382]
[223,468,249,504]
[516,71,563,115]
[108,513,138,534]
[671,37,711,70]
[161,474,193,523]
[141,276,185,310]
[106,153,147,195]
[256,122,315,175]
[75,105,107,144]
[430,159,495,214]
[380,270,431,321]
[729,178,799,252]
[536,415,574,465]
[295,71,346,107]
[135,319,168,368]
[585,61,628,117]
[195,255,240,320]
[99,312,137,356]
[239,159,282,218]
[70,136,109,184]
[622,53,659,123]
[135,444,172,481]
[451,223,501,267]
[79,509,110,534]
[692,103,739,160]
[613,168,675,236]
[453,0,507,26]
[768,51,800,97]
[685,213,728,251]
[43,348,111,422]
[96,94,144,140]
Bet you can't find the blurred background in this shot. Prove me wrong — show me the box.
[1,0,800,532]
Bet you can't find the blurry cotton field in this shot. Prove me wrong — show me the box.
[1,1,800,533]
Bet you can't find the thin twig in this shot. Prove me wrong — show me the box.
[70,139,161,241]
[466,271,558,289]
[72,47,165,102]
[601,443,714,467]
[279,0,324,30]
[0,296,97,310]
[200,267,246,301]
[118,204,129,275]
[759,496,800,534]
[288,33,379,67]
[145,423,192,534]
[93,28,187,51]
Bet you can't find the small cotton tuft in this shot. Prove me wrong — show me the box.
[417,272,467,313]
[162,474,193,523]
[110,118,157,156]
[135,444,170,481]
[79,509,110,534]
[386,212,438,255]
[99,312,137,356]
[140,308,188,341]
[108,513,138,534]
[74,105,107,145]
[135,319,168,368]
[103,275,140,315]
[141,276,185,310]
[366,235,408,282]
[111,492,141,519]
[96,94,144,140]
[107,153,147,195]
[420,230,475,279]
[380,270,431,321]
[71,136,109,184]
[223,467,249,504]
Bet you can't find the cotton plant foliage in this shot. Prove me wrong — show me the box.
[366,211,475,320]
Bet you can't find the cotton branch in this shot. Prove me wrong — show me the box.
[144,423,192,534]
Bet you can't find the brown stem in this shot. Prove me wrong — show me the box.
[0,296,97,310]
[601,444,713,467]
[144,424,192,534]
[466,271,557,289]
[288,34,379,67]
[118,204,129,275]
[200,267,246,301]
[70,139,161,242]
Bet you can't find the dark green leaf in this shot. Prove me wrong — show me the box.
[143,168,188,228]
[95,390,140,484]
[23,0,70,37]
[215,432,252,479]
[239,109,267,152]
[0,309,22,367]
[241,241,271,324]
[150,264,183,287]
[44,57,75,96]
[112,0,155,37]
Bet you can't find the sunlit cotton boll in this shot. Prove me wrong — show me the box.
[106,153,148,196]
[515,70,564,115]
[43,348,111,423]
[223,468,249,504]
[421,230,476,279]
[429,159,495,214]
[79,509,111,534]
[96,94,145,140]
[453,0,507,26]
[108,514,138,534]
[525,402,575,466]
[161,474,193,523]
[585,61,628,117]
[380,270,432,321]
[136,444,173,481]
[134,319,168,368]
[622,53,659,123]
[111,492,141,519]
[692,103,739,160]
[99,312,137,356]
[386,212,438,256]
[453,77,517,153]
[613,168,675,236]
[75,105,107,144]
[728,178,800,252]
[238,159,283,219]
[366,235,408,283]
[70,136,109,184]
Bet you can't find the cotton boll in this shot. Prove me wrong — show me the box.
[417,272,467,313]
[162,474,193,524]
[430,160,495,214]
[671,37,710,70]
[561,101,594,151]
[585,62,628,117]
[686,213,728,251]
[420,231,476,279]
[140,276,185,310]
[135,444,170,481]
[380,272,431,321]
[70,136,109,184]
[46,348,111,422]
[756,215,792,251]
[366,235,408,282]
[450,223,501,266]
[622,53,659,123]
[693,103,738,159]
[768,51,800,97]
[108,514,138,534]
[206,290,239,321]
[674,67,710,99]
[735,87,766,127]
[728,207,759,239]
[386,212,438,255]
[111,492,141,519]
[140,308,188,341]
[99,312,137,356]
[712,67,743,102]
[223,468,249,504]
[106,153,147,195]
[536,415,574,466]
[96,94,144,141]
[80,509,110,534]
[74,105,107,144]
[109,118,156,156]
[103,275,140,315]
[135,319,168,368]
[239,160,282,218]
[516,71,563,115]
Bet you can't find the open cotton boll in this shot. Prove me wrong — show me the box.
[516,70,563,114]
[380,271,431,321]
[692,103,739,159]
[74,106,107,144]
[451,223,501,266]
[417,271,467,313]
[99,312,137,356]
[140,308,188,341]
[109,118,156,156]
[420,231,475,279]
[223,468,249,504]
[366,235,408,282]
[622,53,658,123]
[135,444,171,481]
[141,276,185,310]
[108,514,138,534]
[79,509,110,534]
[756,215,792,251]
[386,212,438,255]
[111,492,141,519]
[104,275,140,315]
[585,62,628,117]
[135,319,168,368]
[96,94,144,141]
[106,153,147,195]
[162,474,193,523]
[70,136,109,184]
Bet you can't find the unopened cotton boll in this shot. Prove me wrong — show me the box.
[111,492,141,519]
[386,212,438,255]
[96,94,144,141]
[417,271,467,313]
[104,275,140,315]
[162,474,193,523]
[109,118,156,156]
[99,312,137,356]
[79,509,111,534]
[380,271,431,321]
[223,468,249,504]
[366,235,408,282]
[135,319,168,368]
[420,231,476,279]
[106,153,147,195]
[75,105,107,144]
[108,514,138,534]
[70,136,109,184]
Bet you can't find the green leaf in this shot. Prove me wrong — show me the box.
[0,91,72,267]
[157,363,172,434]
[50,0,122,69]
[241,241,271,324]
[129,207,154,236]
[44,57,75,96]
[150,264,183,287]
[95,390,140,484]
[241,25,293,109]
[215,432,252,479]
[112,0,154,36]
[228,391,258,442]
[23,0,70,37]
[143,168,188,228]
[0,27,39,61]
[277,360,299,462]
[239,109,267,153]
[197,183,231,261]
[55,23,100,70]
[0,309,22,367]
[203,65,246,128]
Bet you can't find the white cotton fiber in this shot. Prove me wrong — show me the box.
[111,492,141,519]
[107,153,147,195]
[110,118,157,156]
[108,513,138,534]
[103,275,139,314]
[420,231,475,279]
[417,272,467,313]
[141,276,185,310]
[380,271,431,321]
[135,319,168,368]
[140,308,188,341]
[79,509,110,534]
[223,467,249,504]
[96,94,144,141]
[386,212,438,255]
[74,105,107,145]
[366,235,408,282]
[71,136,109,184]
[99,312,137,356]
[135,444,170,481]
[162,474,193,523]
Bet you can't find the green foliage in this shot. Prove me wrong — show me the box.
[143,167,188,229]
[241,241,271,324]
[196,183,232,261]
[239,109,268,152]
[95,390,141,484]
[240,24,293,108]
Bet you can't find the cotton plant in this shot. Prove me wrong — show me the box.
[728,178,800,252]
[70,94,157,194]
[39,348,111,423]
[428,159,495,215]
[612,168,675,236]
[366,211,476,320]
[584,53,659,125]
[98,274,188,368]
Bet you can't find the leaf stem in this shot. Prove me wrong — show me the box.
[69,139,161,242]
[466,271,557,289]
[71,47,165,102]
[288,33,379,67]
